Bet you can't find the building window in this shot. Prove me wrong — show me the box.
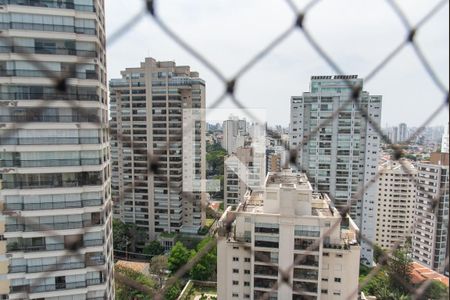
[244,294,250,299]
[244,281,250,286]
[323,252,329,256]
[244,270,250,274]
[333,291,341,296]
[336,253,343,258]
[232,293,239,297]
[233,257,239,262]
[233,269,239,274]
[321,289,328,294]
[232,281,239,285]
[322,278,328,282]
[334,278,341,283]
[244,257,251,263]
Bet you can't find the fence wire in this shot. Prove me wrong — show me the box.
[0,0,448,299]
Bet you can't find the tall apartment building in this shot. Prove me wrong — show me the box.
[399,123,408,143]
[375,160,417,249]
[224,147,265,208]
[289,75,382,264]
[0,0,113,299]
[110,58,206,241]
[217,169,361,300]
[442,123,449,153]
[412,152,449,274]
[222,117,247,155]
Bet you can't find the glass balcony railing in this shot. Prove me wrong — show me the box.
[0,92,99,101]
[0,69,99,80]
[9,258,105,273]
[0,45,97,57]
[4,198,103,211]
[0,115,99,123]
[0,0,96,12]
[0,137,101,146]
[5,220,104,232]
[0,22,96,35]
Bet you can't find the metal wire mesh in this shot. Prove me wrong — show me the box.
[0,0,448,299]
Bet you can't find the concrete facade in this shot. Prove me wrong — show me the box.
[110,58,206,241]
[412,153,449,274]
[218,170,360,300]
[289,75,382,265]
[0,0,114,299]
[375,160,417,249]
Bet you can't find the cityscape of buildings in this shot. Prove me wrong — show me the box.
[0,1,448,299]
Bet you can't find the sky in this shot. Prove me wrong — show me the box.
[106,0,449,127]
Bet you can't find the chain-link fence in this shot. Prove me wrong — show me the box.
[0,0,449,299]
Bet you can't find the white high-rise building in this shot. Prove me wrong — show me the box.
[110,58,206,241]
[289,75,382,265]
[412,153,449,274]
[399,123,408,143]
[217,169,361,300]
[222,117,247,155]
[224,147,265,208]
[442,123,449,153]
[0,0,114,299]
[375,160,417,249]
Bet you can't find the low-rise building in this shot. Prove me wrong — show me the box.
[217,170,361,300]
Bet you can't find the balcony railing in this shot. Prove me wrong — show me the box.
[2,178,102,189]
[7,239,104,252]
[0,45,97,57]
[5,199,103,211]
[5,220,104,232]
[9,258,105,274]
[0,137,100,146]
[0,92,99,101]
[0,158,101,168]
[0,69,98,80]
[10,279,105,294]
[0,115,99,123]
[0,0,96,12]
[0,22,96,35]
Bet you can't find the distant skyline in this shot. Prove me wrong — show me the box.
[106,0,449,127]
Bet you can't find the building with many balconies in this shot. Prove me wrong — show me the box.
[0,0,113,298]
[110,57,206,242]
[217,169,360,300]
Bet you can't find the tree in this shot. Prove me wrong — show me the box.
[420,280,449,300]
[143,240,164,256]
[373,244,386,264]
[150,255,168,288]
[164,281,181,300]
[115,265,156,300]
[387,248,413,293]
[189,236,217,280]
[113,220,147,256]
[168,242,192,273]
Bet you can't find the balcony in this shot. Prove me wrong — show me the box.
[30,278,104,293]
[0,158,102,168]
[0,137,101,146]
[0,22,96,35]
[0,92,99,101]
[0,45,97,57]
[0,69,99,80]
[0,115,99,123]
[9,258,105,274]
[0,0,96,12]
[4,199,103,211]
[5,220,104,233]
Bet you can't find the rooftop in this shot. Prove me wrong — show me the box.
[411,262,449,287]
[265,170,311,190]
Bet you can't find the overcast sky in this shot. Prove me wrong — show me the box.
[106,0,449,127]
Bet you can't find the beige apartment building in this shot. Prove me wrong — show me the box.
[375,160,417,249]
[110,58,206,242]
[0,0,114,299]
[217,170,361,300]
[412,152,449,274]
